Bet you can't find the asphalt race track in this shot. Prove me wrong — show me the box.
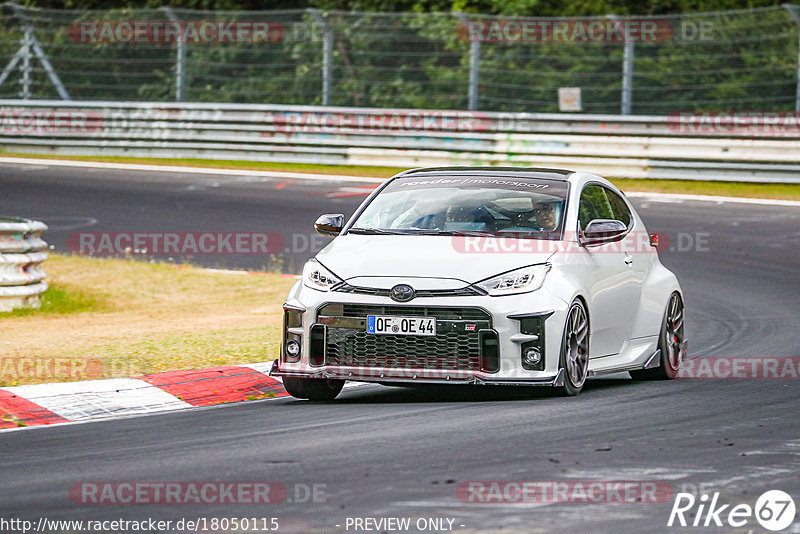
[0,162,379,273]
[1,162,799,533]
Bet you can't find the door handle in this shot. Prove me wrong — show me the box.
[624,255,633,266]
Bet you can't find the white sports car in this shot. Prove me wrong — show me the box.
[271,167,686,399]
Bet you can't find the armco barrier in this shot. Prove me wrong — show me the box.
[1,100,799,182]
[0,216,48,312]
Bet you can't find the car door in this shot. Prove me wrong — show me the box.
[605,187,653,338]
[577,184,642,358]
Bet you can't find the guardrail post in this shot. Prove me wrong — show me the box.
[20,25,31,99]
[620,26,635,115]
[161,7,186,102]
[455,12,480,111]
[784,4,800,112]
[468,35,480,110]
[309,9,333,106]
[608,14,635,115]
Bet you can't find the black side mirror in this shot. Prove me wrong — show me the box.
[314,214,344,236]
[581,219,627,246]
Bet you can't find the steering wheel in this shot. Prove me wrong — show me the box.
[487,201,537,228]
[408,213,443,230]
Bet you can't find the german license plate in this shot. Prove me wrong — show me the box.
[366,315,436,336]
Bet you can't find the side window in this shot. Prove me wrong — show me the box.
[604,188,632,228]
[578,185,614,230]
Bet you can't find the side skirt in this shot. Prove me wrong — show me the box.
[587,349,661,377]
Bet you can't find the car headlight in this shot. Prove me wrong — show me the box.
[473,264,551,296]
[302,259,342,291]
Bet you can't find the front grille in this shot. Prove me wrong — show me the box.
[325,328,484,370]
[317,304,496,372]
[321,304,491,322]
[334,284,483,299]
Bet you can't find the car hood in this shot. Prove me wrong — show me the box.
[315,234,557,286]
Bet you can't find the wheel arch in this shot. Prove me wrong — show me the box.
[633,265,683,339]
[568,293,590,332]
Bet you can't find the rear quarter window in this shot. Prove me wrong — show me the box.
[578,185,614,229]
[604,188,632,228]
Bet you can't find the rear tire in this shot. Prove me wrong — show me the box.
[630,292,684,381]
[282,377,345,400]
[554,299,589,397]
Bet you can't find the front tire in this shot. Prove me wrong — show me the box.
[555,299,589,396]
[282,377,345,400]
[630,292,685,381]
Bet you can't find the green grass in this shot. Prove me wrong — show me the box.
[2,151,799,200]
[0,151,405,178]
[2,253,295,386]
[5,283,105,317]
[611,178,800,201]
[68,326,284,377]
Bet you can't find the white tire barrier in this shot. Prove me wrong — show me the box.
[0,216,48,312]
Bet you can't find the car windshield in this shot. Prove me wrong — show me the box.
[349,175,568,239]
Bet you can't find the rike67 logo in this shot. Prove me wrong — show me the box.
[668,490,796,531]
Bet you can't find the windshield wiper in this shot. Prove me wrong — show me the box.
[347,227,406,235]
[348,228,503,237]
[409,230,497,237]
[408,230,553,240]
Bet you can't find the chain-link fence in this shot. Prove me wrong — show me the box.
[1,3,799,114]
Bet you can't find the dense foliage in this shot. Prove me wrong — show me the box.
[2,1,797,113]
[19,0,790,16]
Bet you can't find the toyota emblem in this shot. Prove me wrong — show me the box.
[389,284,415,302]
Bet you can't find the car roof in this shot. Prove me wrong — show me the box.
[395,166,574,182]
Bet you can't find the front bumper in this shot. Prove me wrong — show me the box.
[270,280,571,385]
[271,360,566,387]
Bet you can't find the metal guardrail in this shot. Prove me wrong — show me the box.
[1,100,799,182]
[0,215,48,312]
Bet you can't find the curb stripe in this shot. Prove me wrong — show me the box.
[0,389,70,428]
[0,362,364,433]
[2,378,192,422]
[136,366,288,406]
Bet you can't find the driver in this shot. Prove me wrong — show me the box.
[533,201,558,230]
